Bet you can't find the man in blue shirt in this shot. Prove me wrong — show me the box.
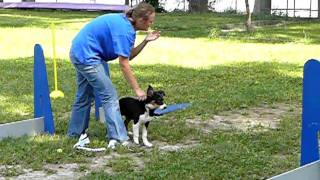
[67,2,160,149]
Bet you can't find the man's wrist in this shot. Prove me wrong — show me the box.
[133,86,140,91]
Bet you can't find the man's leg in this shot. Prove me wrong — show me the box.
[78,63,128,142]
[67,65,94,137]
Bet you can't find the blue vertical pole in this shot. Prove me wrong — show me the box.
[34,44,55,134]
[301,59,320,166]
[94,61,110,120]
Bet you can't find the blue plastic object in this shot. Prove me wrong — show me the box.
[34,44,55,134]
[301,59,320,166]
[154,103,190,116]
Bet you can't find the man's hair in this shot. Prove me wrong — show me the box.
[125,2,155,21]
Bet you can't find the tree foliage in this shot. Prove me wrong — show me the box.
[145,0,165,12]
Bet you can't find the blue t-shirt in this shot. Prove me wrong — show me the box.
[70,13,136,65]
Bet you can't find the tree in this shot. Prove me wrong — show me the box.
[318,0,320,19]
[188,0,208,12]
[253,0,271,15]
[245,0,252,32]
[145,0,165,12]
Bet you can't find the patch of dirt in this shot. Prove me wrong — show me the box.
[155,140,200,152]
[186,103,301,133]
[15,164,80,180]
[0,140,201,179]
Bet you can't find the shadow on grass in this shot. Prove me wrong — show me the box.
[0,57,304,178]
[217,20,320,44]
[0,57,302,123]
[2,9,319,44]
[0,9,103,28]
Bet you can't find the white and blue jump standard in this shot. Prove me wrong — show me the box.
[270,59,320,180]
[0,44,55,140]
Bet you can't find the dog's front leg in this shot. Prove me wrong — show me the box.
[142,122,152,147]
[132,121,140,145]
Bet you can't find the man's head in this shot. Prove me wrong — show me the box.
[125,2,155,31]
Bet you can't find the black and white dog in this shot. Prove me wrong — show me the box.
[119,85,166,147]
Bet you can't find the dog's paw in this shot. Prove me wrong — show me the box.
[133,139,140,145]
[143,141,153,148]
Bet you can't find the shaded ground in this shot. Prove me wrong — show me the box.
[220,20,287,33]
[0,103,300,179]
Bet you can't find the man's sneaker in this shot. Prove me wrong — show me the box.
[121,140,131,147]
[73,133,90,148]
[107,139,118,149]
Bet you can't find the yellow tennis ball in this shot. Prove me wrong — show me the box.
[57,148,63,153]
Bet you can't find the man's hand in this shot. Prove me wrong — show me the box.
[130,31,160,60]
[135,88,147,101]
[145,31,161,42]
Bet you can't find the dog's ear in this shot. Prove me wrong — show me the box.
[147,85,154,96]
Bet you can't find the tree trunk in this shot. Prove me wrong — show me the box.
[245,0,252,32]
[253,0,271,15]
[125,0,130,6]
[188,0,208,12]
[318,0,320,18]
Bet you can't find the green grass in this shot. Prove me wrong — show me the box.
[0,9,319,179]
[83,113,301,179]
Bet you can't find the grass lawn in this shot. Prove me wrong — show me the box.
[0,9,319,179]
